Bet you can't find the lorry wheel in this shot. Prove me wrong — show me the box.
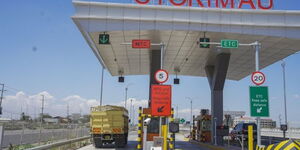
[115,137,126,148]
[125,133,128,144]
[94,139,103,148]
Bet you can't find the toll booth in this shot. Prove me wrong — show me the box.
[73,0,300,146]
[193,109,212,143]
[137,107,176,150]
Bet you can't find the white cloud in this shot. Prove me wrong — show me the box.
[293,94,300,99]
[2,92,203,124]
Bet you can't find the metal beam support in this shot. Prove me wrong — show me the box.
[205,53,231,145]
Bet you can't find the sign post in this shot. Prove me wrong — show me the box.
[154,69,169,84]
[249,86,269,117]
[221,39,239,48]
[251,71,266,86]
[254,41,262,146]
[151,85,172,117]
[99,34,110,44]
[132,40,151,49]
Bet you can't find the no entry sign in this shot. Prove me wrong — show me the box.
[151,85,172,117]
[155,69,169,84]
[251,71,265,86]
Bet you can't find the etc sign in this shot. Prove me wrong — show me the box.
[135,0,273,10]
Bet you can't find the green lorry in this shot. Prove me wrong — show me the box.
[90,105,129,148]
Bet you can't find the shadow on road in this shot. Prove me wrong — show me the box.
[93,141,138,149]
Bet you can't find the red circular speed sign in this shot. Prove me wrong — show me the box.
[155,69,169,84]
[251,71,266,86]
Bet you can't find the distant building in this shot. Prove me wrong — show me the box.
[224,111,246,118]
[233,117,276,128]
[44,118,59,124]
[70,113,81,123]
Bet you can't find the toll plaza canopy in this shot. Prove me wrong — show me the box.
[72,0,300,80]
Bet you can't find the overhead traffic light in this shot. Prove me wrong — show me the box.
[200,38,210,48]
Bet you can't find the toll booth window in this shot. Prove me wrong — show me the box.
[147,118,159,134]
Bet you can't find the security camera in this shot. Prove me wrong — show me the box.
[144,118,151,126]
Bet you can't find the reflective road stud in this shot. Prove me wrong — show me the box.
[248,125,253,150]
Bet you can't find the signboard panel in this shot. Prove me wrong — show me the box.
[154,69,169,84]
[200,38,210,48]
[132,40,151,48]
[99,34,110,44]
[221,39,239,48]
[251,71,266,86]
[151,85,172,116]
[134,0,274,10]
[249,86,269,117]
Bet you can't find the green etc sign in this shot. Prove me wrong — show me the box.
[221,39,239,48]
[249,86,269,117]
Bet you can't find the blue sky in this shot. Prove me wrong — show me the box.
[0,0,300,125]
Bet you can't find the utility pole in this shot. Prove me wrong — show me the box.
[100,67,104,106]
[255,41,262,146]
[67,103,70,124]
[39,95,45,145]
[125,87,128,109]
[0,84,6,115]
[190,100,193,137]
[130,98,133,125]
[176,105,179,119]
[281,60,288,138]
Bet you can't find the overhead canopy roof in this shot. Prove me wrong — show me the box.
[72,1,300,80]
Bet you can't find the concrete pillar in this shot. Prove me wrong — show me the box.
[149,50,161,107]
[205,53,231,145]
[146,49,161,136]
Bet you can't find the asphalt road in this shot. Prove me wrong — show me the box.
[3,128,89,148]
[78,131,211,150]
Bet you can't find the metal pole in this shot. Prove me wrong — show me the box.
[214,118,217,145]
[281,60,288,138]
[241,134,244,150]
[143,126,148,150]
[130,98,133,125]
[124,86,128,108]
[255,41,261,146]
[0,84,5,115]
[100,67,104,106]
[176,105,178,118]
[160,43,164,69]
[39,95,45,145]
[190,100,192,138]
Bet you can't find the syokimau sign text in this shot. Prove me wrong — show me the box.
[135,0,273,10]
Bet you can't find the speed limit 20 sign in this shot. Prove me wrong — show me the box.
[251,71,266,86]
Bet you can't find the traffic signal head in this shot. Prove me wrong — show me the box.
[118,76,124,83]
[174,78,180,84]
[200,38,210,48]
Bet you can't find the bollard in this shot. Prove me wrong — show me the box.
[162,124,168,150]
[169,108,175,150]
[137,107,142,150]
[248,125,254,150]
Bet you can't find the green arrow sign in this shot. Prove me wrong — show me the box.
[99,34,110,44]
[221,39,239,48]
[180,118,185,123]
[249,86,269,117]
